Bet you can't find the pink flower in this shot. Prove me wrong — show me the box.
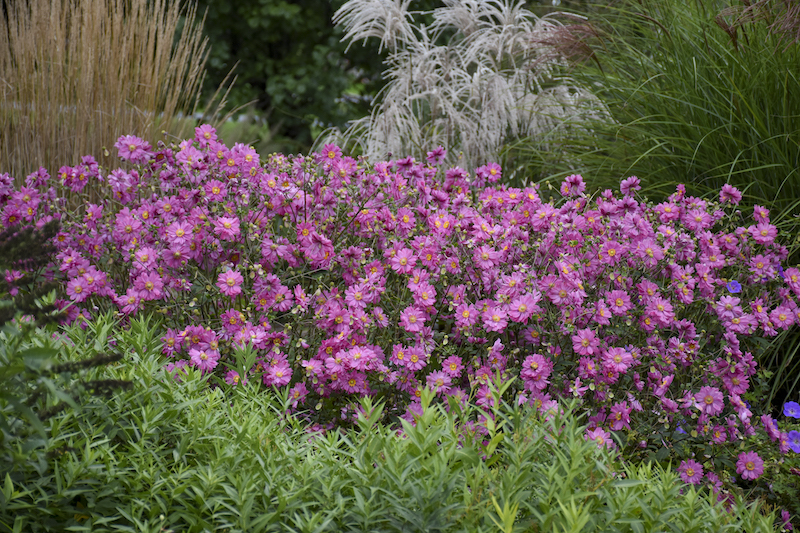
[288,382,308,408]
[750,223,777,245]
[66,277,89,303]
[225,371,247,386]
[213,216,240,241]
[620,176,641,196]
[572,328,600,356]
[455,302,477,329]
[116,288,141,315]
[508,293,538,323]
[695,386,724,416]
[482,303,509,333]
[405,347,427,371]
[204,179,228,202]
[634,239,663,267]
[477,162,502,183]
[426,146,447,165]
[606,290,632,316]
[678,459,704,484]
[389,248,416,274]
[781,510,794,531]
[560,174,586,197]
[320,143,342,162]
[753,204,770,223]
[735,451,764,480]
[719,184,742,204]
[165,221,193,246]
[217,269,244,298]
[715,295,742,321]
[195,124,218,147]
[603,347,633,373]
[189,348,219,372]
[412,281,437,308]
[770,306,795,329]
[608,401,632,430]
[683,208,712,231]
[442,355,463,377]
[135,271,164,301]
[598,240,623,265]
[473,245,501,270]
[114,135,152,164]
[585,427,614,449]
[646,296,675,327]
[521,353,552,391]
[302,232,334,268]
[266,362,292,387]
[161,328,182,357]
[399,306,426,333]
[132,247,157,272]
[396,208,416,233]
[345,345,375,371]
[426,371,452,394]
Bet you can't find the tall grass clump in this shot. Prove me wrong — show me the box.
[321,0,606,170]
[511,0,800,218]
[0,0,211,179]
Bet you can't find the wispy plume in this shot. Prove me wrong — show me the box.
[321,0,607,169]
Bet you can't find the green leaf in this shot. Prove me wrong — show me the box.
[20,347,56,370]
[2,473,12,506]
[485,431,504,457]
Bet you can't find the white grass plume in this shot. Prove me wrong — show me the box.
[320,0,607,169]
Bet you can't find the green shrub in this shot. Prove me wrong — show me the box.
[0,224,130,531]
[2,312,780,531]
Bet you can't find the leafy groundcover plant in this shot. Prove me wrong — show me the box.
[0,315,781,531]
[0,128,798,526]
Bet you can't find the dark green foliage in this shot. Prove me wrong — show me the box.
[195,0,388,153]
[0,221,61,328]
[507,0,800,217]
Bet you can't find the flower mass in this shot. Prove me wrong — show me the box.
[2,126,799,506]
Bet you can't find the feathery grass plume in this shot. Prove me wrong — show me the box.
[718,0,800,52]
[0,0,214,180]
[321,0,606,172]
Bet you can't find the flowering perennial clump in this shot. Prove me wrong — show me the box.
[2,127,800,507]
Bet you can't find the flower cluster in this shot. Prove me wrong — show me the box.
[2,127,800,507]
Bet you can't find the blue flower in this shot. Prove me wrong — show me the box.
[788,430,800,453]
[726,280,742,293]
[784,401,800,419]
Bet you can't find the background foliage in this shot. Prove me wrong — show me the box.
[193,0,392,154]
